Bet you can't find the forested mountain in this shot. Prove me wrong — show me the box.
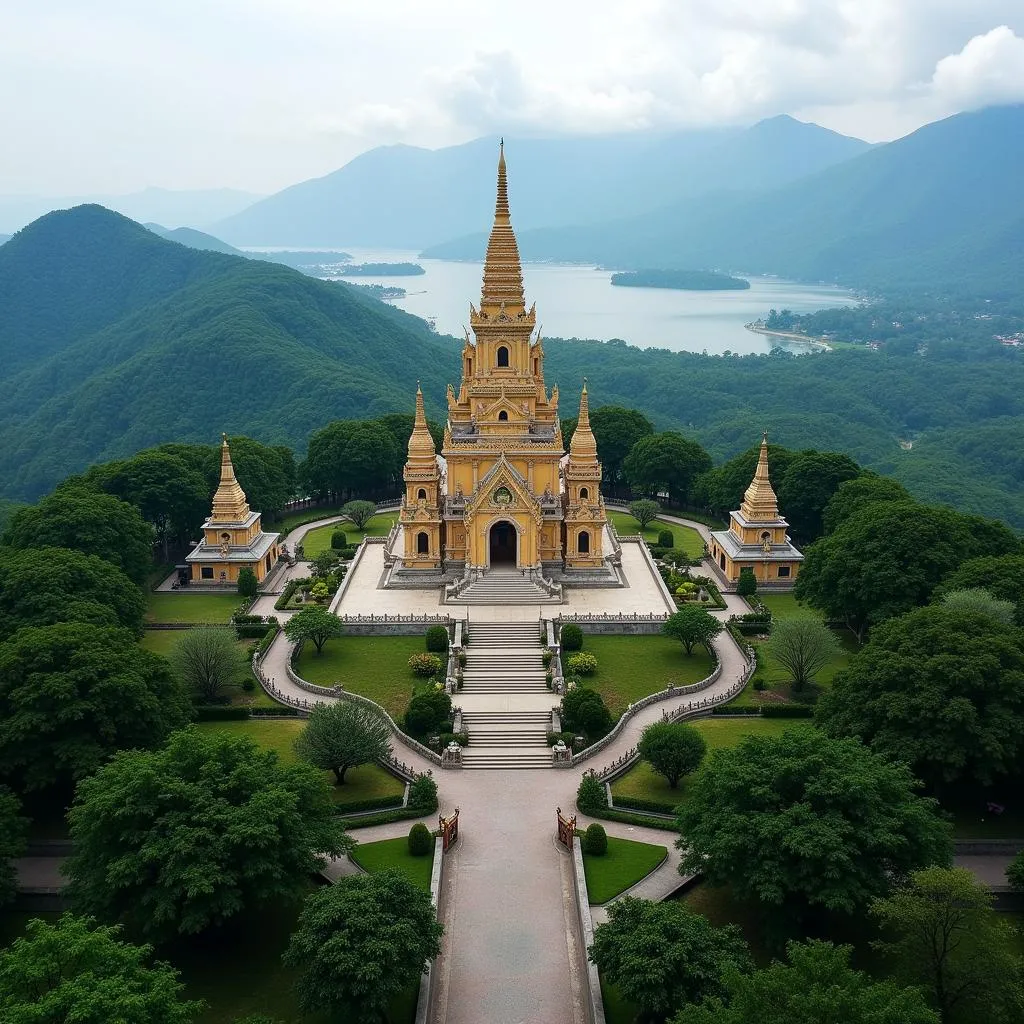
[0,206,457,500]
[212,117,868,247]
[0,234,9,246]
[0,186,262,234]
[145,223,243,255]
[426,105,1024,294]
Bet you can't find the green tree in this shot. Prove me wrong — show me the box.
[0,623,190,792]
[404,689,452,736]
[938,553,1024,624]
[283,870,443,1023]
[677,730,951,918]
[692,444,797,520]
[0,914,202,1024]
[236,565,258,597]
[872,867,1024,1024]
[589,897,752,1023]
[285,605,343,655]
[628,498,661,530]
[736,567,757,598]
[794,501,1004,639]
[0,545,145,640]
[302,420,399,499]
[341,499,377,530]
[940,587,1016,625]
[310,550,338,578]
[623,432,712,505]
[169,626,247,703]
[4,486,155,585]
[66,728,349,940]
[766,616,841,692]
[670,939,939,1024]
[226,436,296,520]
[777,451,860,541]
[0,786,28,907]
[637,721,707,789]
[662,606,723,656]
[560,686,613,739]
[816,605,1024,789]
[822,474,912,535]
[589,406,655,492]
[295,701,392,784]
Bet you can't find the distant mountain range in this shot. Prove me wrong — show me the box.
[212,116,869,248]
[0,205,456,500]
[145,223,244,255]
[0,187,262,235]
[425,105,1024,293]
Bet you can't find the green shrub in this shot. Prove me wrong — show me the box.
[561,623,584,651]
[330,529,347,549]
[335,794,404,815]
[761,703,815,718]
[425,626,449,653]
[407,823,434,856]
[546,731,576,747]
[457,651,467,668]
[193,705,250,721]
[542,649,553,667]
[561,686,612,739]
[408,773,438,812]
[566,652,597,676]
[614,794,679,815]
[404,690,452,735]
[241,678,255,693]
[657,528,675,548]
[408,652,443,677]
[582,822,608,856]
[577,773,607,813]
[661,548,691,567]
[753,677,766,691]
[737,566,758,597]
[438,731,469,747]
[237,566,258,598]
[235,623,272,639]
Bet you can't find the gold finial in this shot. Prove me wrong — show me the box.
[740,431,780,522]
[408,383,436,460]
[480,140,524,314]
[569,381,597,462]
[210,432,251,522]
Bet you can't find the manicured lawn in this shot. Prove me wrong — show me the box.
[611,718,804,812]
[350,836,435,893]
[582,837,666,904]
[145,592,243,624]
[275,503,345,535]
[195,720,406,808]
[581,634,716,720]
[301,522,343,557]
[303,513,399,557]
[757,592,815,619]
[295,635,425,720]
[607,512,705,559]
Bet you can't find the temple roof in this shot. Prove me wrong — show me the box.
[739,432,780,522]
[479,141,526,316]
[569,380,598,462]
[406,382,436,462]
[209,434,251,523]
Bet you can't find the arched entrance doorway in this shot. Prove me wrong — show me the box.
[489,521,517,566]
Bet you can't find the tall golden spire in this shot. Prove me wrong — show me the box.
[480,140,525,315]
[569,379,598,462]
[209,434,251,522]
[407,382,436,462]
[739,431,780,522]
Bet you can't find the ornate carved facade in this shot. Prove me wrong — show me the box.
[398,143,607,574]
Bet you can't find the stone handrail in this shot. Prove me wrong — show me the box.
[338,613,452,623]
[555,611,670,622]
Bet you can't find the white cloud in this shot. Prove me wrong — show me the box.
[929,25,1024,107]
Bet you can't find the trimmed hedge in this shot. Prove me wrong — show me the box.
[250,706,301,717]
[342,803,437,830]
[425,625,450,653]
[711,706,761,716]
[274,577,311,610]
[335,793,405,815]
[586,805,677,832]
[194,705,251,721]
[613,794,679,816]
[561,623,584,651]
[761,703,815,718]
[235,624,273,639]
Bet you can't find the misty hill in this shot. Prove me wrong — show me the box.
[0,186,262,235]
[429,106,1024,293]
[0,206,456,499]
[0,234,9,246]
[213,117,868,247]
[146,223,244,255]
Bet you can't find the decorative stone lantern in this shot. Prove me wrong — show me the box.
[442,741,463,769]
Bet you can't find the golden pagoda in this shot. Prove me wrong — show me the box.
[397,142,607,578]
[708,433,803,588]
[186,435,281,585]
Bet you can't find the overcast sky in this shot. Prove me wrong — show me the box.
[3,0,1023,196]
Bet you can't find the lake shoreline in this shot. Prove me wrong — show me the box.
[744,323,832,351]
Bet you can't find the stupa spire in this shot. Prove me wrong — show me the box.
[569,379,598,462]
[407,382,436,461]
[739,430,780,522]
[480,139,525,315]
[209,434,251,522]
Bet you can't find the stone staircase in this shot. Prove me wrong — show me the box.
[448,567,560,605]
[458,621,555,769]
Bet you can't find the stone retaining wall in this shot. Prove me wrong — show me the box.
[415,836,447,1024]
[569,838,607,1024]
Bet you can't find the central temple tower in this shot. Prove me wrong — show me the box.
[398,142,607,577]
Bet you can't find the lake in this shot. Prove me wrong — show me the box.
[249,247,853,356]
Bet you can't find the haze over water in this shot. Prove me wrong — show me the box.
[281,248,852,355]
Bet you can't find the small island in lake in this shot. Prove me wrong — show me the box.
[346,282,407,301]
[610,268,750,291]
[339,262,426,277]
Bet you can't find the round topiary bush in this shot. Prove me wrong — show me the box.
[425,625,449,654]
[657,528,674,549]
[561,623,584,652]
[408,772,438,812]
[408,652,443,677]
[408,823,433,856]
[582,822,608,856]
[330,529,347,549]
[566,652,598,676]
[753,677,766,691]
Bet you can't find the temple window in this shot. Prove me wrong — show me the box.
[201,567,214,579]
[497,345,509,367]
[777,565,791,578]
[578,530,590,554]
[417,532,429,554]
[719,553,726,570]
[418,488,427,500]
[579,487,589,500]
[498,411,508,422]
